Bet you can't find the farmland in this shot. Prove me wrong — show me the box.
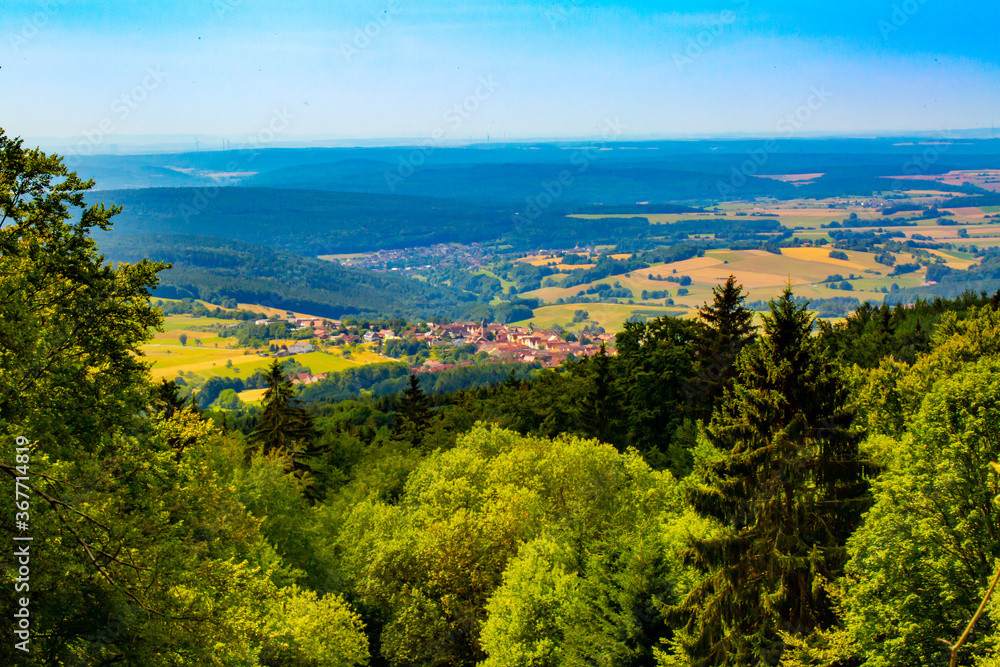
[143,312,389,405]
[509,195,999,330]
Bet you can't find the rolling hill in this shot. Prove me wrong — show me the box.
[97,232,479,320]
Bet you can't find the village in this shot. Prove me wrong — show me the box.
[263,316,617,385]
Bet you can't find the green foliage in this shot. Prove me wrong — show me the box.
[217,387,243,410]
[0,134,370,665]
[261,586,369,666]
[247,360,322,493]
[834,321,1000,665]
[678,287,870,666]
[335,425,701,666]
[691,275,757,419]
[394,373,432,448]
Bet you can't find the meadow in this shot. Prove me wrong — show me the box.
[143,313,389,403]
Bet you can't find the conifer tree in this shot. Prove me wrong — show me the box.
[154,378,188,420]
[577,343,621,445]
[247,360,320,482]
[676,287,871,666]
[396,373,432,447]
[613,316,700,469]
[692,275,756,417]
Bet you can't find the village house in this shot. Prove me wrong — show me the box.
[288,372,328,386]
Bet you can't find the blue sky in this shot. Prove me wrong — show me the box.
[2,0,998,146]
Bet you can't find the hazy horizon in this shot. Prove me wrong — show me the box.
[3,0,998,151]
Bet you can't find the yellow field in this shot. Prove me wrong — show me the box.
[317,253,368,262]
[523,243,926,326]
[511,303,684,332]
[235,303,325,319]
[144,313,384,382]
[236,388,268,405]
[926,249,978,270]
[151,329,230,346]
[780,247,869,271]
[943,207,988,218]
[517,197,999,330]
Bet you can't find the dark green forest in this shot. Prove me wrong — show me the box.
[9,136,1000,667]
[96,232,480,320]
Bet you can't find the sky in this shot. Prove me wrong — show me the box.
[1,0,998,149]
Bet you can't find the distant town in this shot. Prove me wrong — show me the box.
[265,316,615,385]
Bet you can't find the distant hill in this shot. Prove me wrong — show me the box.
[67,141,1000,204]
[96,232,479,320]
[95,188,519,255]
[92,188,703,255]
[248,161,796,203]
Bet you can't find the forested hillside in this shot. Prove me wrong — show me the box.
[95,187,700,255]
[69,141,1000,202]
[10,136,1000,666]
[97,232,480,320]
[96,188,518,255]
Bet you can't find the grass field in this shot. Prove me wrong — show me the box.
[475,269,517,291]
[518,254,597,271]
[511,303,686,332]
[143,313,385,382]
[236,388,268,405]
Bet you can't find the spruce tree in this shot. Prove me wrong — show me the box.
[692,275,757,417]
[676,287,871,666]
[577,343,622,445]
[246,360,320,479]
[613,315,699,470]
[396,373,432,447]
[154,378,187,420]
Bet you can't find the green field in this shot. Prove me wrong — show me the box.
[512,303,686,332]
[475,269,517,291]
[159,317,235,332]
[144,314,387,382]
